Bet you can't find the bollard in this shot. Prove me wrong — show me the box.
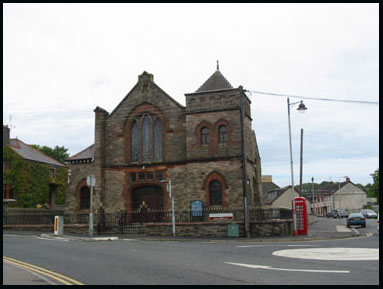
[54,216,64,235]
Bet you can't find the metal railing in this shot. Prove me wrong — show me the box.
[3,207,292,235]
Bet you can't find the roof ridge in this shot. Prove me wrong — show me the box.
[9,139,66,167]
[67,144,94,160]
[195,70,233,93]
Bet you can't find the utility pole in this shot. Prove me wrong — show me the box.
[311,177,315,215]
[239,86,250,238]
[299,128,303,196]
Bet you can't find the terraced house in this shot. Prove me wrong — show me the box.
[65,67,263,215]
[3,126,68,208]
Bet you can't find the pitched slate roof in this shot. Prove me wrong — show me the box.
[195,69,233,93]
[310,180,366,196]
[262,181,280,194]
[9,139,66,167]
[262,185,303,205]
[66,144,94,161]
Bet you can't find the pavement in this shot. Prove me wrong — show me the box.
[3,216,365,243]
[3,217,371,285]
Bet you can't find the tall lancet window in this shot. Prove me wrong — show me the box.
[129,113,164,163]
[131,121,140,162]
[142,115,152,162]
[154,119,163,162]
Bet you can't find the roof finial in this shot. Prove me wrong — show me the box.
[216,60,219,71]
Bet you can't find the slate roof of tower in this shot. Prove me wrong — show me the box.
[195,70,233,93]
[66,144,94,161]
[9,139,66,167]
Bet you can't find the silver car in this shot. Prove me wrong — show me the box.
[360,209,378,219]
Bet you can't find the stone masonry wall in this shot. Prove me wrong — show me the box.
[145,220,293,238]
[103,73,186,167]
[185,160,243,209]
[65,162,98,214]
[185,110,241,160]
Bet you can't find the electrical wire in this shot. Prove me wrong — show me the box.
[246,90,379,105]
[3,87,379,125]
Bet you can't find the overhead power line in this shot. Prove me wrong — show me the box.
[246,90,379,105]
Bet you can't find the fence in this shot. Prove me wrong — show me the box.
[3,207,292,236]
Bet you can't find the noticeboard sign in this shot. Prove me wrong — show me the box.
[190,200,203,217]
[209,213,233,221]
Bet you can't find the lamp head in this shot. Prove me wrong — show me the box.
[297,101,307,113]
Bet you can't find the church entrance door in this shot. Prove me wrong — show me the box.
[132,186,164,222]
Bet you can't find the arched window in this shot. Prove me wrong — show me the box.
[154,119,163,162]
[131,121,140,162]
[201,127,209,144]
[80,186,90,209]
[209,180,222,206]
[218,125,227,143]
[130,114,163,163]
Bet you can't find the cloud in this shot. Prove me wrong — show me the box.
[3,3,378,187]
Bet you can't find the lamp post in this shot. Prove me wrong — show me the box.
[311,177,315,215]
[161,179,175,237]
[287,97,307,236]
[86,175,96,237]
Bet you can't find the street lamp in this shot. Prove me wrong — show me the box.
[287,97,308,236]
[161,179,175,237]
[311,177,315,215]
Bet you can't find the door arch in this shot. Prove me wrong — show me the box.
[131,185,164,222]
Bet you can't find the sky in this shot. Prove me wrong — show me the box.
[3,3,379,188]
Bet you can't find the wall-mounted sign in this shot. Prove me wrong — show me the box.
[190,200,203,217]
[209,213,233,221]
[87,175,96,187]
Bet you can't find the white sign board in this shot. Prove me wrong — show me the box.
[209,213,234,221]
[87,175,96,187]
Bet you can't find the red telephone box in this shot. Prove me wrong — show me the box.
[293,197,308,235]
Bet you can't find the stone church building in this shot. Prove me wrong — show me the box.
[65,67,263,214]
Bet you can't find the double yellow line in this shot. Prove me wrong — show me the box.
[3,256,84,285]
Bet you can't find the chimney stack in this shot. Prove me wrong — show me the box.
[3,125,10,147]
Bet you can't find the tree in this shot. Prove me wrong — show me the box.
[30,145,69,164]
[369,168,379,201]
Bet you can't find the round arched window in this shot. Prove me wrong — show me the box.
[201,127,209,144]
[80,186,90,209]
[218,125,227,143]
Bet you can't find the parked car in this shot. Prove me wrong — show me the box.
[360,209,377,219]
[346,213,366,228]
[336,209,349,218]
[326,210,336,218]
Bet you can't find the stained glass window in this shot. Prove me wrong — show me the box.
[155,171,163,180]
[142,116,152,162]
[209,180,222,206]
[201,127,209,144]
[154,119,163,161]
[218,125,227,143]
[131,121,140,162]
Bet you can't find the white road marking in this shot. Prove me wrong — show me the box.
[236,244,319,248]
[272,248,379,261]
[336,226,352,232]
[225,262,350,273]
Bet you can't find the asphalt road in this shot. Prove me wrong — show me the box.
[3,218,379,285]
